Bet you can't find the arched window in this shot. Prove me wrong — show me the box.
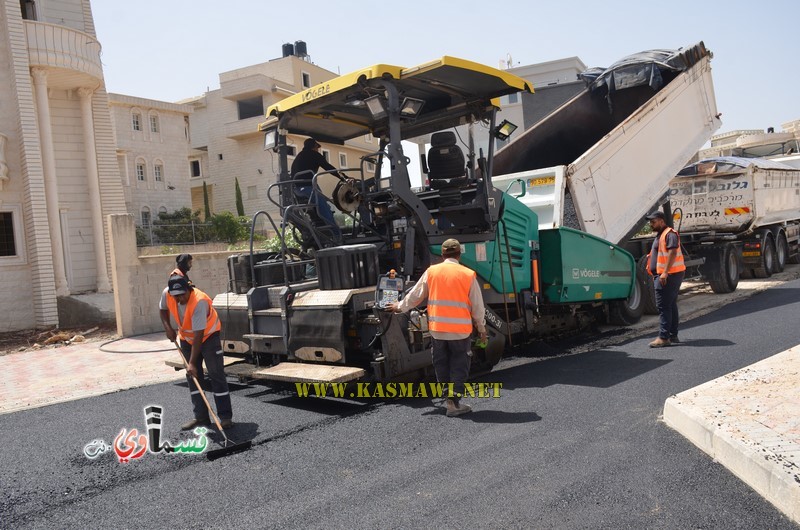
[154,159,164,182]
[141,206,151,228]
[135,158,147,182]
[131,109,142,131]
[149,112,160,134]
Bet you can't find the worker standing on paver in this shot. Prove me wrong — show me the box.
[387,239,488,417]
[159,274,233,430]
[646,211,686,347]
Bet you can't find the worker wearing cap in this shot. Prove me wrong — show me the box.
[159,274,234,430]
[387,239,488,417]
[290,137,342,238]
[645,211,686,347]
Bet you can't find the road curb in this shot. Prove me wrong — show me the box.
[663,344,800,524]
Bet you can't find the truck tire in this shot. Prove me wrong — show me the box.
[608,267,645,326]
[752,235,776,278]
[774,231,788,272]
[708,243,739,294]
[638,256,658,315]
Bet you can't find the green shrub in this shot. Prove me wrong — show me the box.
[210,211,250,244]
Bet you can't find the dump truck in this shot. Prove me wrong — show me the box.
[212,55,646,384]
[491,42,721,247]
[663,157,800,290]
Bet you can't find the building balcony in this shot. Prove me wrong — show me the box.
[25,20,103,88]
[220,73,276,101]
[224,116,264,140]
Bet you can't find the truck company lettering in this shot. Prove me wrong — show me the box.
[302,84,331,102]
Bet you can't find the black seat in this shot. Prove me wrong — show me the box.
[427,132,467,188]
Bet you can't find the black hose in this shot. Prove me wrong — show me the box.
[98,332,175,354]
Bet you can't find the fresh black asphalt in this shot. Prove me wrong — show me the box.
[2,280,799,529]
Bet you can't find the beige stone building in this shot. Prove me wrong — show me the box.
[109,94,194,228]
[698,119,800,167]
[0,0,126,332]
[183,45,375,222]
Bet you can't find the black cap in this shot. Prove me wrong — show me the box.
[167,275,192,296]
[303,137,321,150]
[646,211,665,220]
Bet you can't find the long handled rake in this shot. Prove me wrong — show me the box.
[173,341,252,460]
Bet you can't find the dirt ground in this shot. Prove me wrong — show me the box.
[0,322,119,356]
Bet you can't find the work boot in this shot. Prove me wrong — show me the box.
[219,419,234,429]
[445,399,472,417]
[180,418,210,431]
[649,337,671,348]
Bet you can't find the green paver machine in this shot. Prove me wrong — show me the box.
[214,57,640,383]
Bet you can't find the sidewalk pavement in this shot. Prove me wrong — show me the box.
[0,333,183,414]
[664,344,800,524]
[1,266,798,522]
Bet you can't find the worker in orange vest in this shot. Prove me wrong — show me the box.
[171,253,193,283]
[159,274,234,430]
[388,238,488,417]
[645,211,686,347]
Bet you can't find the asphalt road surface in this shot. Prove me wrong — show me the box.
[2,280,799,529]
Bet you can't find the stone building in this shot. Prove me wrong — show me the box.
[0,0,126,332]
[182,43,375,222]
[109,94,194,228]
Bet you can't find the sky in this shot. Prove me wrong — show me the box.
[91,0,798,135]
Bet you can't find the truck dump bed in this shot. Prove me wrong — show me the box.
[492,43,721,245]
[670,157,800,234]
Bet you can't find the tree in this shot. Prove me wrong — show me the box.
[152,207,212,244]
[210,211,249,244]
[234,177,245,216]
[202,181,211,220]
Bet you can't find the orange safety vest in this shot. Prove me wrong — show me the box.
[647,227,686,275]
[427,261,475,335]
[166,288,221,345]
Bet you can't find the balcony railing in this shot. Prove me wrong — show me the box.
[25,21,103,81]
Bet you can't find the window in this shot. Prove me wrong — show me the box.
[508,93,519,104]
[339,153,347,168]
[136,163,146,182]
[247,185,257,200]
[158,206,167,216]
[0,205,25,264]
[150,115,159,133]
[237,96,264,120]
[286,145,296,157]
[20,0,36,20]
[302,72,311,88]
[141,207,151,228]
[321,149,330,162]
[366,161,376,172]
[154,164,163,182]
[132,113,141,131]
[190,160,201,178]
[0,211,16,257]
